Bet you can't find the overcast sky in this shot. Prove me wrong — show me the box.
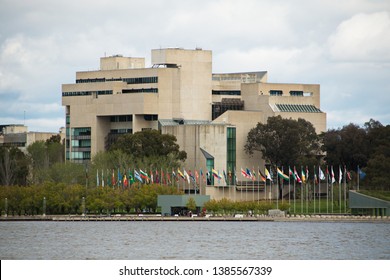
[1,0,389,132]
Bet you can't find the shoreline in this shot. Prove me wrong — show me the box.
[1,214,389,223]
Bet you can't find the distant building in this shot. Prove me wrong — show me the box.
[62,48,326,200]
[0,124,64,152]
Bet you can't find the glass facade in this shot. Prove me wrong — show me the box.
[206,158,214,185]
[66,127,91,162]
[226,127,236,185]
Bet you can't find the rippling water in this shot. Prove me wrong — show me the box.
[0,221,389,259]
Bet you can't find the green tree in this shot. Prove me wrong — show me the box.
[245,116,320,167]
[321,123,368,170]
[110,130,186,168]
[186,197,197,212]
[0,147,29,186]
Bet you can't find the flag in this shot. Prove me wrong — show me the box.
[223,170,228,183]
[101,170,104,187]
[339,166,343,184]
[358,167,366,179]
[306,166,309,181]
[241,168,250,178]
[134,170,143,183]
[188,170,196,183]
[177,168,185,179]
[195,170,199,183]
[123,174,128,187]
[111,169,116,186]
[331,166,336,184]
[139,169,149,181]
[319,167,325,180]
[183,169,190,183]
[129,170,134,185]
[347,171,352,181]
[294,167,302,183]
[246,168,254,180]
[277,167,289,181]
[150,170,154,184]
[265,168,272,180]
[258,169,266,182]
[301,168,306,183]
[117,168,122,186]
[212,169,222,180]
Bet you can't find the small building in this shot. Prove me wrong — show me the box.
[158,195,210,216]
[349,190,390,216]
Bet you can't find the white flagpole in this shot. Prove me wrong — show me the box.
[313,165,316,214]
[257,166,260,204]
[339,165,342,213]
[326,166,329,214]
[293,167,296,213]
[276,166,279,209]
[288,166,291,209]
[344,166,347,213]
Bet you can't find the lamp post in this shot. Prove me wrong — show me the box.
[43,197,46,216]
[5,198,8,217]
[82,197,86,217]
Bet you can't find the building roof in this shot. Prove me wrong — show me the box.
[275,104,322,113]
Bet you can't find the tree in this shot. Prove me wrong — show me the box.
[110,130,186,168]
[245,116,320,167]
[0,147,29,186]
[321,123,369,170]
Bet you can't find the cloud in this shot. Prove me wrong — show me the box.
[328,11,390,62]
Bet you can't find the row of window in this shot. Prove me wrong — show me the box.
[62,90,113,97]
[71,139,91,148]
[269,90,312,96]
[66,151,91,160]
[212,90,241,96]
[110,115,132,122]
[76,77,158,84]
[122,88,158,94]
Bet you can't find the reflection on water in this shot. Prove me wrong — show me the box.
[0,221,389,260]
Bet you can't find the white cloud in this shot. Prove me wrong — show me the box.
[328,11,390,62]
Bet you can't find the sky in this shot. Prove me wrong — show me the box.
[0,0,389,132]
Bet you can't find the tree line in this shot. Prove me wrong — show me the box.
[0,117,389,216]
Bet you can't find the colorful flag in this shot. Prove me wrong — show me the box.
[177,168,185,179]
[277,167,289,181]
[258,169,266,182]
[123,174,128,187]
[134,170,143,183]
[241,168,248,178]
[294,167,302,183]
[301,168,306,183]
[212,169,222,179]
[139,169,149,181]
[246,168,253,180]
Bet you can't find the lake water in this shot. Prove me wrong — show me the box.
[0,221,389,259]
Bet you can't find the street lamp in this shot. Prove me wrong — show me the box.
[4,198,7,217]
[43,197,46,216]
[82,197,85,217]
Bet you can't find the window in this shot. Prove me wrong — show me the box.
[110,115,132,122]
[122,88,158,94]
[123,76,158,84]
[290,91,303,96]
[72,127,91,136]
[226,127,236,185]
[212,90,241,96]
[206,159,214,186]
[269,90,283,96]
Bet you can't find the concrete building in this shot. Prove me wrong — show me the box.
[0,124,65,152]
[62,48,326,200]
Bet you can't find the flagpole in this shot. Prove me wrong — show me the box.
[344,166,347,213]
[257,166,260,204]
[293,167,296,213]
[339,165,342,214]
[326,166,329,213]
[276,166,279,209]
[288,166,291,211]
[313,165,316,214]
[357,165,360,191]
